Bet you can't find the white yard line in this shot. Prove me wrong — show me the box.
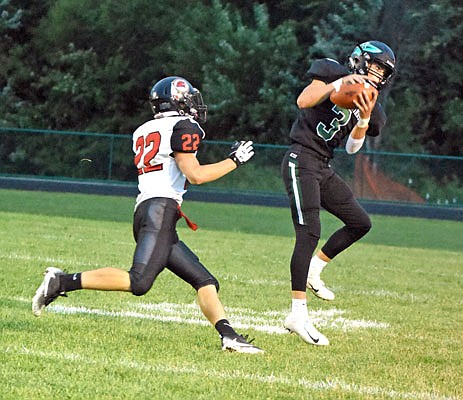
[3,346,458,400]
[46,301,389,334]
[15,297,389,333]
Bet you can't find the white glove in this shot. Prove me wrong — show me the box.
[228,140,254,167]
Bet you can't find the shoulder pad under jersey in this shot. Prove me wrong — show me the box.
[171,117,205,153]
[307,58,349,83]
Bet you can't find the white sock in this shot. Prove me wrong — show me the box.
[308,255,328,280]
[291,298,308,318]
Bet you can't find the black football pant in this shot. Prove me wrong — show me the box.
[130,197,219,296]
[281,146,371,292]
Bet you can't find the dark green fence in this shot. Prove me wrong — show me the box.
[1,127,462,208]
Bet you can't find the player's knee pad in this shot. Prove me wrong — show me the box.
[348,219,372,241]
[167,241,220,292]
[129,263,155,296]
[294,221,320,244]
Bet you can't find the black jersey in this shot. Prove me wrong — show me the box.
[289,58,386,158]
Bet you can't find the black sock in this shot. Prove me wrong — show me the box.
[215,319,238,338]
[59,273,83,292]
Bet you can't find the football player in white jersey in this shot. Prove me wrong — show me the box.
[32,76,263,354]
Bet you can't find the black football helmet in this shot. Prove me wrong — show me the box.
[348,41,396,90]
[149,76,207,123]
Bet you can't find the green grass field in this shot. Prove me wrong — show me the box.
[0,189,461,399]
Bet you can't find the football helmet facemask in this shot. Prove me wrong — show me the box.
[149,76,207,123]
[348,41,396,90]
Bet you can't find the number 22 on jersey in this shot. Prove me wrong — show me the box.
[134,131,162,173]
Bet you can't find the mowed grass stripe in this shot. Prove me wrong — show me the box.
[3,346,459,400]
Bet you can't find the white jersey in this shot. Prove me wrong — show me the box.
[132,112,205,208]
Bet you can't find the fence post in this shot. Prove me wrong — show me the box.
[108,135,114,180]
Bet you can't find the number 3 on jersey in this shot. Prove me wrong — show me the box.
[134,131,162,172]
[316,105,351,141]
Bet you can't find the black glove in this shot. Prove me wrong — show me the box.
[228,140,254,167]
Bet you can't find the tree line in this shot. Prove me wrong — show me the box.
[1,0,462,161]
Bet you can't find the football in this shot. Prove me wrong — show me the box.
[330,82,377,109]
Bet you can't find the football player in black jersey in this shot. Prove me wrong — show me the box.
[32,76,263,354]
[281,41,396,345]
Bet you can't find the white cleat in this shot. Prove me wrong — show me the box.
[221,335,264,354]
[284,313,329,346]
[307,278,335,301]
[32,267,66,317]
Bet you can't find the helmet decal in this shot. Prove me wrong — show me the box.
[171,78,190,101]
[359,42,383,54]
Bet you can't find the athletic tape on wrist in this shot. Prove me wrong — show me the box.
[357,117,370,128]
[332,78,343,92]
